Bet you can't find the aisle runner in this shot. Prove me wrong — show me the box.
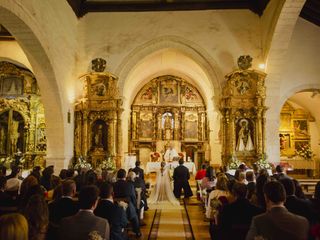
[148,205,193,240]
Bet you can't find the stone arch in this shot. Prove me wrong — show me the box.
[277,83,320,116]
[116,36,223,164]
[116,35,223,100]
[0,6,67,169]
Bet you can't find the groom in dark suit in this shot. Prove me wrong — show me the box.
[173,159,193,198]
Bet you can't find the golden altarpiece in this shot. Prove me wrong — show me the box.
[279,102,314,157]
[0,61,46,167]
[130,75,209,165]
[220,56,267,166]
[74,58,123,168]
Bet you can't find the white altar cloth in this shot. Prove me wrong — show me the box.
[146,161,196,174]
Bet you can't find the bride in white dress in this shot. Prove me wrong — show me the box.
[149,161,180,205]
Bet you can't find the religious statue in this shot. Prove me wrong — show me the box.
[236,119,254,152]
[94,124,103,148]
[164,114,172,129]
[0,127,6,154]
[11,120,20,155]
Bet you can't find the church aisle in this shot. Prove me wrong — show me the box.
[137,197,210,240]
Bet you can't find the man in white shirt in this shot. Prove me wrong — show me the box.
[164,145,178,161]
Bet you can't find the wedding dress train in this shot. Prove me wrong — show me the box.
[149,166,180,205]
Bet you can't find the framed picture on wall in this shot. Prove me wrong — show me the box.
[293,119,309,138]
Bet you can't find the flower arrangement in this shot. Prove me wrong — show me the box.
[151,152,160,161]
[255,153,271,170]
[296,144,313,159]
[99,156,116,170]
[74,156,92,170]
[178,152,184,159]
[229,155,241,169]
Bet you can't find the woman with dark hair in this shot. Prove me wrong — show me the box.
[40,166,54,191]
[292,179,306,199]
[201,166,216,191]
[251,174,270,210]
[23,194,49,240]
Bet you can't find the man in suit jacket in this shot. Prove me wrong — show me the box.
[58,185,110,240]
[113,169,141,237]
[132,160,144,181]
[95,182,128,240]
[49,179,79,224]
[173,159,193,198]
[280,177,316,224]
[246,181,309,240]
[218,182,263,239]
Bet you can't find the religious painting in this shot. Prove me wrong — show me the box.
[0,76,23,96]
[90,76,107,97]
[279,133,291,150]
[235,118,254,152]
[160,80,178,104]
[91,120,108,151]
[185,112,198,139]
[293,120,309,138]
[0,112,8,155]
[139,112,153,139]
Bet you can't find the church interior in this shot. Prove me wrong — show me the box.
[0,0,320,239]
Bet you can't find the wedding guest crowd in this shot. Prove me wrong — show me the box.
[0,164,146,240]
[199,163,320,240]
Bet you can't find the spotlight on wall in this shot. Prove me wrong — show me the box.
[258,63,265,70]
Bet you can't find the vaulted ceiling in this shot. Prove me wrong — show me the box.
[66,0,320,27]
[67,0,270,17]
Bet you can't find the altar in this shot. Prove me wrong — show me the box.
[145,161,196,174]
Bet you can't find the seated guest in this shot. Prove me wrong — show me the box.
[201,166,216,191]
[221,165,235,181]
[218,183,263,240]
[0,213,28,240]
[292,179,306,199]
[0,165,6,177]
[246,171,255,200]
[95,182,128,240]
[49,180,78,224]
[251,174,269,210]
[30,166,41,182]
[40,166,54,191]
[237,171,247,184]
[58,169,68,180]
[195,164,207,180]
[246,181,309,240]
[58,185,110,240]
[280,177,316,224]
[23,194,49,240]
[0,176,15,208]
[272,165,288,180]
[206,174,230,219]
[6,166,22,195]
[113,169,141,237]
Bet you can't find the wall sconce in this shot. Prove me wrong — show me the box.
[67,110,71,124]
